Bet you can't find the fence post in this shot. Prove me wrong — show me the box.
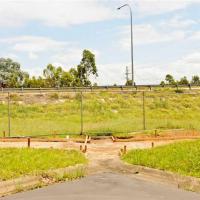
[80,91,83,135]
[27,137,31,148]
[142,91,146,130]
[3,131,5,138]
[7,92,11,137]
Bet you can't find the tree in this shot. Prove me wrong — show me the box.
[1,50,98,88]
[43,64,77,87]
[61,71,73,87]
[191,75,200,85]
[23,73,31,87]
[24,76,46,88]
[165,74,176,85]
[0,58,28,87]
[36,76,46,88]
[77,50,98,86]
[160,81,165,87]
[125,80,133,86]
[179,76,189,85]
[43,64,64,87]
[69,68,80,86]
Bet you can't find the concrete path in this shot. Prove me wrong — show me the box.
[2,173,200,200]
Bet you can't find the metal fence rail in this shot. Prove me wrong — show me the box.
[1,84,200,93]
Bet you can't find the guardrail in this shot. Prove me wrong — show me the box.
[1,84,200,93]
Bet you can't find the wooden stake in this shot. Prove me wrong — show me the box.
[27,137,31,148]
[123,145,127,154]
[111,136,116,142]
[82,145,87,153]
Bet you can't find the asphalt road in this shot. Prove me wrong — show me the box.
[2,173,200,200]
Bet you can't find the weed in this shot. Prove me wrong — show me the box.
[48,93,59,100]
[122,140,200,178]
[0,148,87,181]
[0,91,200,136]
[9,94,22,101]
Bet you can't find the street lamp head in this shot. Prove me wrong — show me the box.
[117,4,129,10]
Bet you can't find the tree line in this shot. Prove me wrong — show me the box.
[0,49,98,88]
[160,74,200,86]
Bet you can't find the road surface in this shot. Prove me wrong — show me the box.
[2,173,200,200]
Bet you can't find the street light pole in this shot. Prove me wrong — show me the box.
[80,66,83,135]
[117,4,134,86]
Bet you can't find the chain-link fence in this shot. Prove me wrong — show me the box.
[0,90,200,137]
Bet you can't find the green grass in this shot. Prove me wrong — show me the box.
[122,140,200,178]
[1,91,200,136]
[0,148,87,181]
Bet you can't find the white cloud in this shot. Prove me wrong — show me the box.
[160,16,197,29]
[0,0,199,28]
[171,52,200,76]
[190,31,200,40]
[119,24,185,48]
[97,50,200,85]
[53,48,100,71]
[96,62,170,85]
[0,35,81,68]
[183,52,200,64]
[28,52,38,60]
[136,64,167,84]
[140,51,200,84]
[118,13,199,49]
[135,0,200,16]
[52,48,83,68]
[1,53,19,60]
[0,35,100,70]
[96,62,126,85]
[0,35,69,59]
[0,0,121,28]
[1,35,200,85]
[0,36,67,52]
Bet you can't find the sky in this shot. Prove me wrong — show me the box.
[0,0,200,85]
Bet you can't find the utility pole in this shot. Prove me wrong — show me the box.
[80,66,83,135]
[125,66,131,85]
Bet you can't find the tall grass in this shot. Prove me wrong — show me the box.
[0,148,87,181]
[0,91,200,136]
[122,140,200,178]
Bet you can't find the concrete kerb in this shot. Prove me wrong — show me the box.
[122,163,200,193]
[113,136,200,142]
[0,176,41,197]
[0,164,86,197]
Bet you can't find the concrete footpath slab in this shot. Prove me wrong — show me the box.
[1,173,200,200]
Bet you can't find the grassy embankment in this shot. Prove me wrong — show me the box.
[0,148,87,181]
[0,90,200,136]
[122,140,200,178]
